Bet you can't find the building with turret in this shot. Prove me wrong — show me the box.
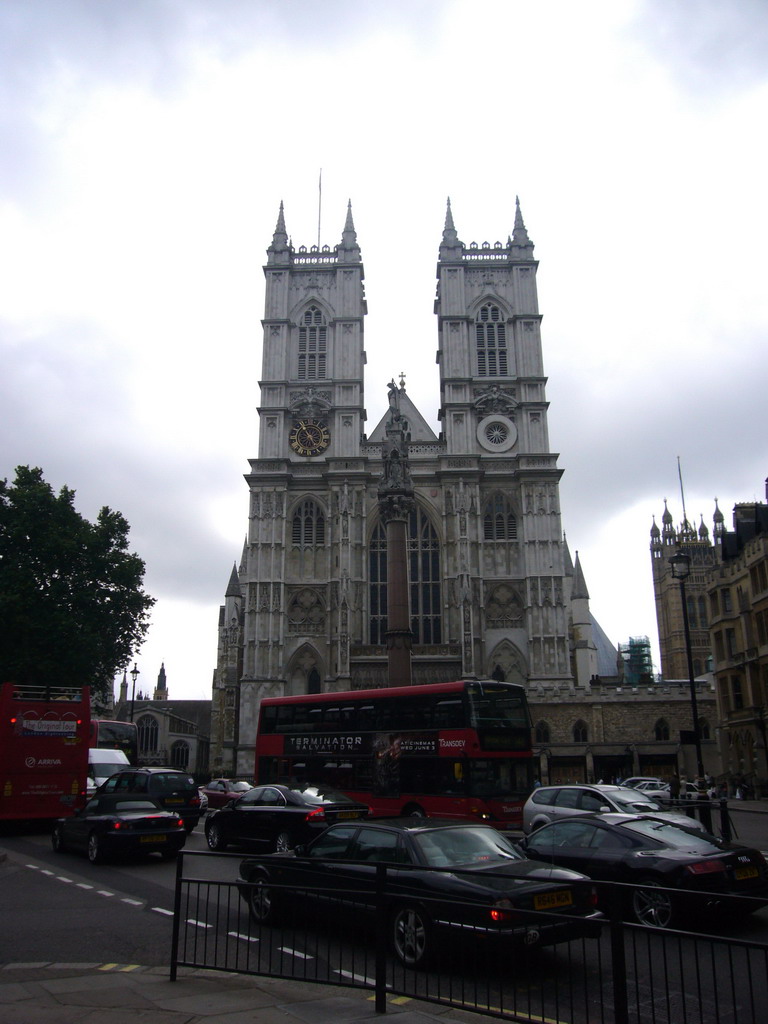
[209,198,681,786]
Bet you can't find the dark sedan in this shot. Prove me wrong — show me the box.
[205,782,369,852]
[519,813,768,928]
[238,818,602,967]
[200,778,254,810]
[52,794,187,863]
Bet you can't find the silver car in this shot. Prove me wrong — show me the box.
[523,784,707,834]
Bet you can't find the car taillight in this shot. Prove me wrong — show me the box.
[490,898,516,923]
[305,807,326,822]
[191,795,200,807]
[176,818,185,828]
[685,860,726,876]
[588,886,599,907]
[110,822,122,830]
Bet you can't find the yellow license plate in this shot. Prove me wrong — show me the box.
[534,890,573,910]
[165,798,183,804]
[336,810,362,819]
[139,835,167,843]
[735,867,758,880]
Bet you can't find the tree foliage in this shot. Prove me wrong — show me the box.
[0,466,155,700]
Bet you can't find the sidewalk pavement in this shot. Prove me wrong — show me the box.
[0,962,484,1024]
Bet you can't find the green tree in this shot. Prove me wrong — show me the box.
[0,466,155,700]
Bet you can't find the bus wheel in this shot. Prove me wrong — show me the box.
[392,904,431,968]
[87,832,105,864]
[403,804,426,819]
[52,826,66,853]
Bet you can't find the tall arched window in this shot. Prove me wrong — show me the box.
[292,500,325,547]
[137,714,158,755]
[654,719,670,741]
[170,740,190,770]
[476,303,508,376]
[698,717,710,741]
[369,507,442,645]
[573,720,588,743]
[483,493,517,540]
[535,721,550,744]
[298,306,327,380]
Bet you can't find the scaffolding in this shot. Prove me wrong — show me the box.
[619,636,654,686]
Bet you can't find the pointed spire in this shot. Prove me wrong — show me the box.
[562,533,574,576]
[510,195,534,256]
[267,200,290,264]
[156,663,167,692]
[338,199,361,261]
[572,551,590,600]
[439,196,463,260]
[226,562,242,598]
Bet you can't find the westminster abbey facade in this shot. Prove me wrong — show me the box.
[209,198,610,778]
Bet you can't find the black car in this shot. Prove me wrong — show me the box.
[519,813,768,928]
[238,818,602,967]
[52,794,187,863]
[205,782,369,852]
[97,768,203,832]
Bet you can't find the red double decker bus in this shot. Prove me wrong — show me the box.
[255,679,534,828]
[0,682,91,821]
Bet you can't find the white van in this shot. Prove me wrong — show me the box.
[87,748,131,793]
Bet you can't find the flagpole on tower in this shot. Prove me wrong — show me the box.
[317,168,322,248]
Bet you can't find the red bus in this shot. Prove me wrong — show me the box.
[0,682,91,821]
[90,719,138,765]
[255,680,534,828]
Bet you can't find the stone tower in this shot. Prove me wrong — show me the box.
[210,198,584,776]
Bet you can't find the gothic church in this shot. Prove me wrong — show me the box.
[210,199,607,777]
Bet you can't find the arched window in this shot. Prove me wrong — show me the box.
[475,303,508,376]
[298,306,327,380]
[308,668,321,694]
[137,714,158,755]
[369,507,441,645]
[535,721,550,744]
[698,596,708,628]
[491,664,505,681]
[573,720,588,743]
[698,717,710,741]
[654,719,670,741]
[686,596,697,629]
[483,493,517,541]
[170,740,190,770]
[292,499,325,547]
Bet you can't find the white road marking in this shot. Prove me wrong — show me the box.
[228,932,259,943]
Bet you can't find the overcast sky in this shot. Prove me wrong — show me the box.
[2,1,767,701]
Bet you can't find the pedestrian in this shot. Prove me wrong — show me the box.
[669,771,680,799]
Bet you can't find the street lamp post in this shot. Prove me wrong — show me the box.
[129,662,140,723]
[669,552,705,787]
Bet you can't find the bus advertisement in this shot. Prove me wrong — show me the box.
[0,682,91,821]
[90,719,138,766]
[255,680,534,828]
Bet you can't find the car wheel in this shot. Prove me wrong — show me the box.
[206,822,228,851]
[631,877,675,928]
[402,804,426,819]
[87,832,105,864]
[247,874,279,924]
[392,904,431,968]
[51,826,66,853]
[274,831,294,853]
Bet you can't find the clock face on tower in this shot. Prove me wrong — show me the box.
[289,418,331,457]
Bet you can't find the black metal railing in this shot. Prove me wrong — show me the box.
[170,850,768,1024]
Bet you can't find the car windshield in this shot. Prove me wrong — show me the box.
[230,781,252,792]
[289,783,355,805]
[609,787,663,812]
[414,827,524,867]
[114,800,162,812]
[622,819,725,852]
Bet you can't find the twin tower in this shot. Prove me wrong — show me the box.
[210,198,598,776]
